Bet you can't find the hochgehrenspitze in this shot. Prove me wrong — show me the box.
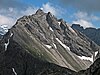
[0,9,100,75]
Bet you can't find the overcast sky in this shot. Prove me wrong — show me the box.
[0,0,100,28]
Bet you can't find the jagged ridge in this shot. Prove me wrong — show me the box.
[0,9,100,75]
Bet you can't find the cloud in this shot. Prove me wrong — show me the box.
[41,2,66,17]
[21,2,63,17]
[74,11,89,20]
[21,7,39,16]
[42,3,57,16]
[0,15,15,28]
[0,6,37,28]
[0,2,64,29]
[8,7,14,12]
[74,11,100,21]
[59,0,100,12]
[71,11,100,28]
[72,19,94,28]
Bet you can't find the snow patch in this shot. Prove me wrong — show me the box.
[58,22,61,25]
[10,33,13,37]
[12,68,17,75]
[78,55,93,62]
[53,43,57,49]
[0,24,8,35]
[45,45,52,49]
[95,51,98,57]
[49,27,53,31]
[66,46,70,51]
[56,38,70,51]
[1,24,8,32]
[4,39,9,51]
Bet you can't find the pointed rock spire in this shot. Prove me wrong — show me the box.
[47,12,53,18]
[35,9,44,15]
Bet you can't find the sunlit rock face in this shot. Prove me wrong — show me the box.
[0,9,100,75]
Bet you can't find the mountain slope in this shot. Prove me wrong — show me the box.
[0,39,77,75]
[0,36,100,75]
[0,9,100,73]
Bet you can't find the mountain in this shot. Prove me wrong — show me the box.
[0,39,77,75]
[71,24,100,60]
[71,24,100,46]
[0,9,100,75]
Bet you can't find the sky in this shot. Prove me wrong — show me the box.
[0,0,100,28]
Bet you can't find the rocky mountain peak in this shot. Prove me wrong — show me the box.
[3,10,100,58]
[0,9,100,75]
[35,9,45,15]
[47,12,53,17]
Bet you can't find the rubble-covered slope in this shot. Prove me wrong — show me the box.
[0,34,100,75]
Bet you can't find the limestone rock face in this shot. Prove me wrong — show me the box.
[0,9,100,75]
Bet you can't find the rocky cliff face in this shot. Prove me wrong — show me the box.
[72,24,100,46]
[0,9,100,75]
[71,24,100,60]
